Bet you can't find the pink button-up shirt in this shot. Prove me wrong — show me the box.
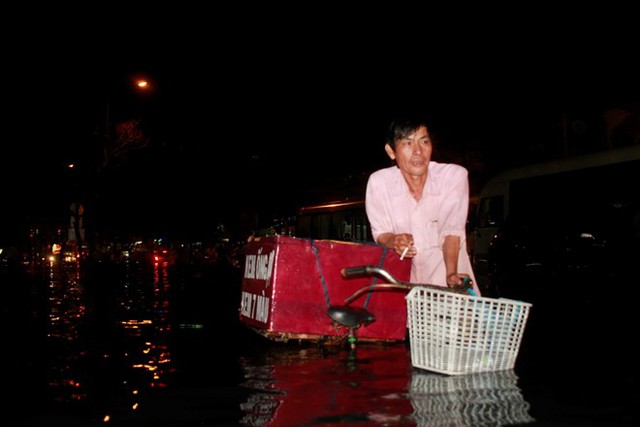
[365,162,480,294]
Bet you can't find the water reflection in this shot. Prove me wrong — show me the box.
[39,254,176,423]
[46,253,90,404]
[239,343,534,426]
[240,344,415,425]
[410,370,535,426]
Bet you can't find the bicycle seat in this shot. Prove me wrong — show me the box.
[327,305,376,328]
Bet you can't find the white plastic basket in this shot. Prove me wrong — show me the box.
[406,287,532,375]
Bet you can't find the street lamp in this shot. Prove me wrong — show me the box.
[103,77,153,140]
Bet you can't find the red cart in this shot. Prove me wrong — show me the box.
[239,235,411,344]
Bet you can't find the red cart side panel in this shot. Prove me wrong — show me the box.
[240,235,411,341]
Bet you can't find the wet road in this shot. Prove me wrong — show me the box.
[2,253,638,426]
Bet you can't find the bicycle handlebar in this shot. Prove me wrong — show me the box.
[341,265,405,285]
[340,265,475,304]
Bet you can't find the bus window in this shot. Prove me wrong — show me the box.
[477,196,504,228]
[295,200,371,242]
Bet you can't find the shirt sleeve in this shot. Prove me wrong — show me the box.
[438,165,470,244]
[365,171,391,243]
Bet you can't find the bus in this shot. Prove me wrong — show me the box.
[250,199,371,242]
[294,199,371,242]
[471,144,640,295]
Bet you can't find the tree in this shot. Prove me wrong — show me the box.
[98,118,150,172]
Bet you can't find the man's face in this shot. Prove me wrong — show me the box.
[385,125,432,177]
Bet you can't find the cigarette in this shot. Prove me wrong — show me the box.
[400,247,409,260]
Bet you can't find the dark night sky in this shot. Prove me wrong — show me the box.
[3,9,639,241]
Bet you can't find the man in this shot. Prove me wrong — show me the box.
[365,115,480,294]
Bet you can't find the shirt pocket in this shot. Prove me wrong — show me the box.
[425,196,441,248]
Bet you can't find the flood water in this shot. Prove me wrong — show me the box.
[2,250,639,426]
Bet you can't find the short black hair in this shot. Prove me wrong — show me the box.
[385,112,437,148]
